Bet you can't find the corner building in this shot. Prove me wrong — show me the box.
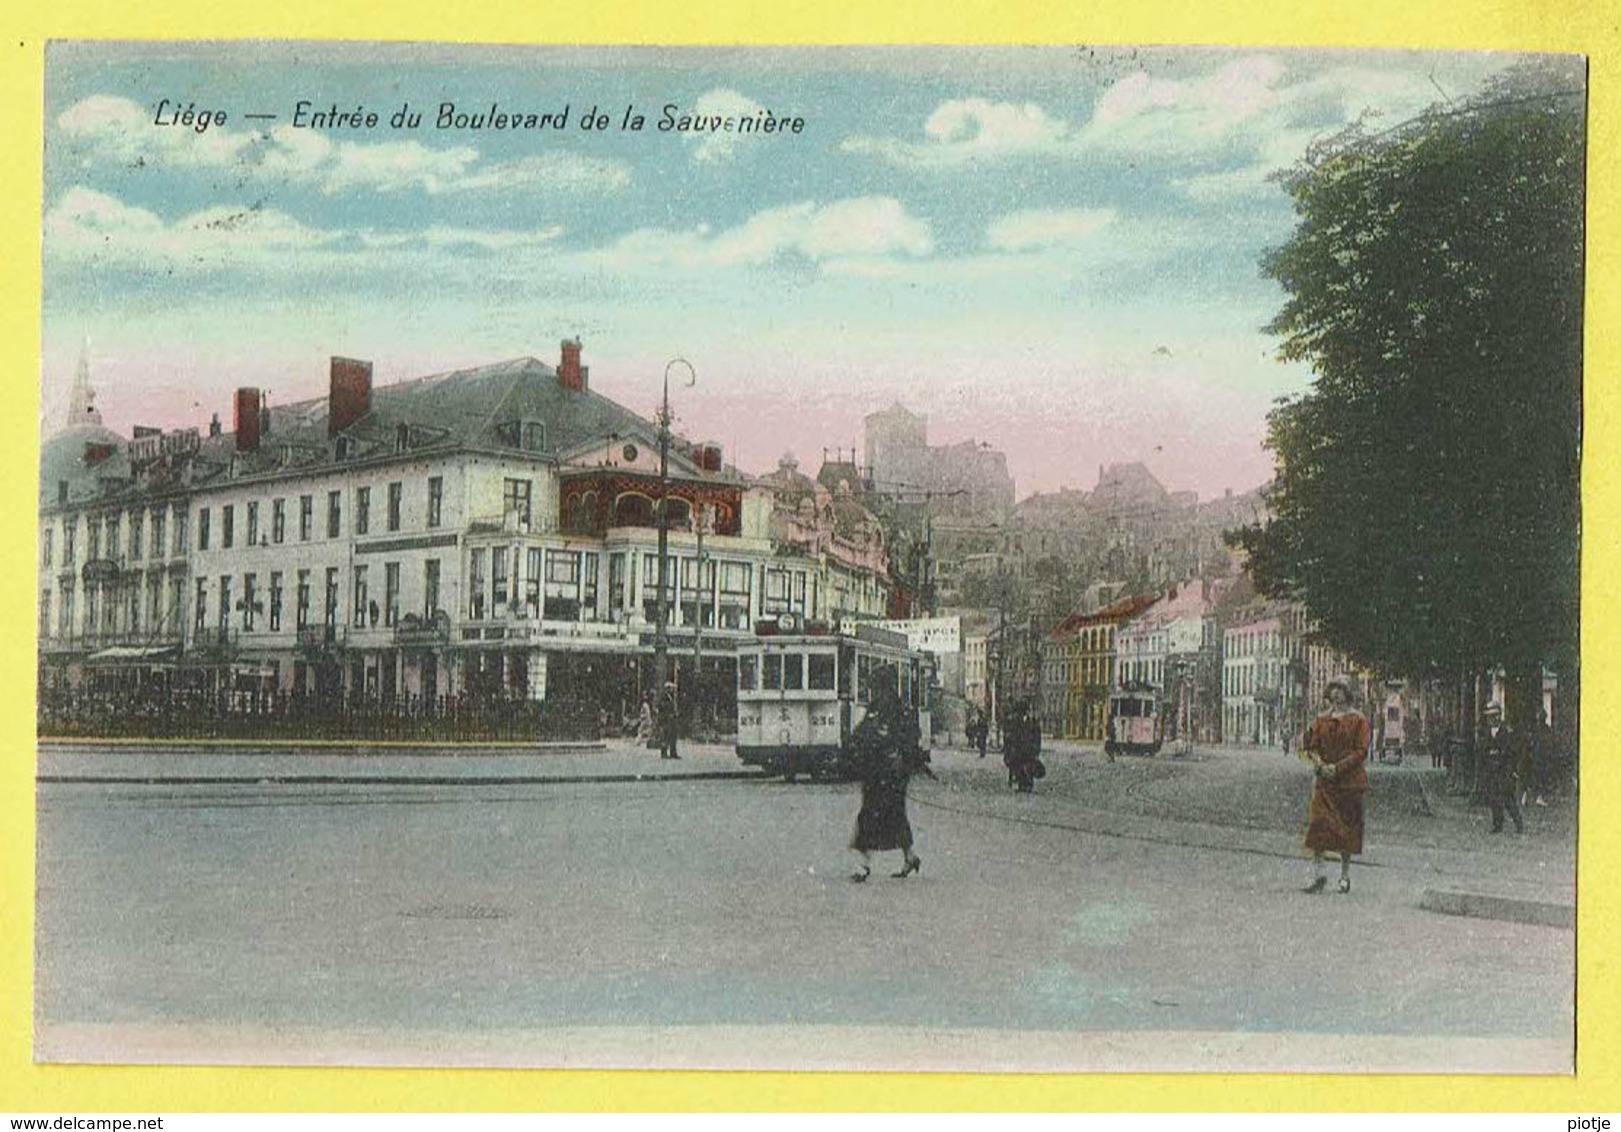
[38,343,893,729]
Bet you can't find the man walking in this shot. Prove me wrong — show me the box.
[657,680,681,760]
[1480,703,1524,834]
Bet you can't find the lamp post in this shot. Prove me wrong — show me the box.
[693,502,714,731]
[653,358,695,692]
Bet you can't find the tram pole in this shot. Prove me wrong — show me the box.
[654,359,694,694]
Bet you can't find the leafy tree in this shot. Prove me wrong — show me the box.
[1233,62,1584,722]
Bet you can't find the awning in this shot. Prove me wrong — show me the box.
[86,645,181,666]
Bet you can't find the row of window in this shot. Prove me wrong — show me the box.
[1224,629,1284,659]
[1116,659,1167,687]
[195,478,447,552]
[736,651,922,706]
[1042,659,1111,686]
[43,574,187,642]
[461,548,823,628]
[190,559,445,635]
[41,506,189,570]
[1223,663,1279,698]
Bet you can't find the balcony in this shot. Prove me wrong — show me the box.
[296,625,340,650]
[394,611,452,647]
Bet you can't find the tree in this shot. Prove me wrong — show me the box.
[1232,62,1584,724]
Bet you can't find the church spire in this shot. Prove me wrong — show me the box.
[67,338,101,428]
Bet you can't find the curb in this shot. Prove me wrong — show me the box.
[38,738,609,753]
[1419,888,1574,930]
[37,769,769,787]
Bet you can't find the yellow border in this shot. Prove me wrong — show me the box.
[5,0,1617,1112]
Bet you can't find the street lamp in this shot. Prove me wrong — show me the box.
[693,502,715,731]
[654,358,695,692]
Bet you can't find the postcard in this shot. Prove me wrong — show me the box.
[34,41,1582,1075]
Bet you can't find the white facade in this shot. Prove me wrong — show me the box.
[39,352,893,716]
[1223,614,1284,746]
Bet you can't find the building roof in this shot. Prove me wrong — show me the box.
[1046,591,1160,642]
[234,356,651,475]
[40,354,666,510]
[40,422,136,509]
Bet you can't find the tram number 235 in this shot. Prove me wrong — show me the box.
[809,713,837,727]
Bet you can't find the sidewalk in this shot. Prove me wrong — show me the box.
[37,737,758,785]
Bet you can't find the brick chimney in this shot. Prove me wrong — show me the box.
[329,357,373,437]
[234,387,263,452]
[559,338,585,391]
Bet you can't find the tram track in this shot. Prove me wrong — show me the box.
[907,766,1393,869]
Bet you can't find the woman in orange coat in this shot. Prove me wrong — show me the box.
[1301,674,1370,893]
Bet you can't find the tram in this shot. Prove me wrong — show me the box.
[735,619,936,781]
[1105,681,1164,758]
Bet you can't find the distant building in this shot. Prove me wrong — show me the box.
[863,403,1014,522]
[1112,577,1227,744]
[1040,592,1158,740]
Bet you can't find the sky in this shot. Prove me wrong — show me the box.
[39,42,1541,500]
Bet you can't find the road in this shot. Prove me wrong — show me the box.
[33,740,1575,1073]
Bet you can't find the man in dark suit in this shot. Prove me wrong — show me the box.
[1480,703,1524,834]
[657,681,681,760]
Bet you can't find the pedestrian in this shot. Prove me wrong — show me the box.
[849,666,929,881]
[635,694,654,745]
[1300,674,1369,894]
[973,711,990,760]
[657,681,681,760]
[1480,703,1525,833]
[1002,699,1043,793]
[1529,709,1554,806]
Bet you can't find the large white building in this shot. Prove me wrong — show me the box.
[38,344,893,730]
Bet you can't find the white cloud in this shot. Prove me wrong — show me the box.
[589,197,934,271]
[986,208,1118,252]
[44,186,565,271]
[43,187,165,248]
[1081,56,1291,156]
[684,88,768,164]
[55,95,631,196]
[839,55,1507,193]
[841,98,1071,169]
[447,153,632,194]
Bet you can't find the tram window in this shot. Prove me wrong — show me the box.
[763,654,783,690]
[808,653,835,691]
[738,655,758,692]
[856,655,875,702]
[784,653,804,690]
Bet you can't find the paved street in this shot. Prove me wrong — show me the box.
[34,738,1575,1073]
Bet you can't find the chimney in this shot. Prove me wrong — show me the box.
[559,338,585,391]
[329,357,373,437]
[234,387,263,452]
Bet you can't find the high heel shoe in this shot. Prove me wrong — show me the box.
[850,865,871,883]
[1337,875,1351,894]
[892,855,921,878]
[1302,876,1327,894]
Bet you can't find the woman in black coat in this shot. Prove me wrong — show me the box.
[1003,699,1043,793]
[850,668,928,881]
